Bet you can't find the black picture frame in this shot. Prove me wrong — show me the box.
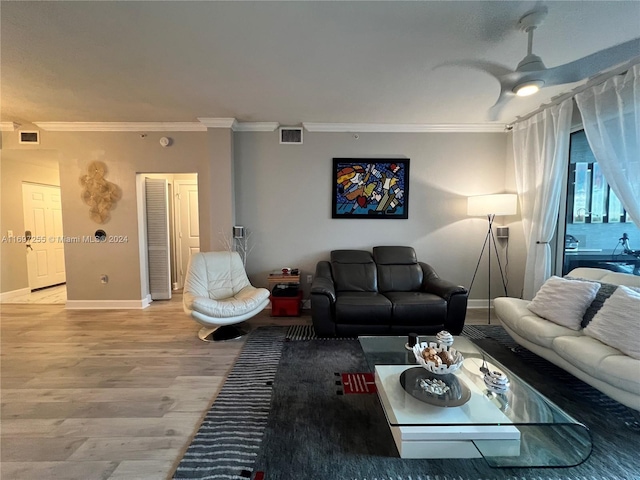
[332,158,409,219]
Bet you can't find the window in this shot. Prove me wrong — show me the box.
[567,133,628,225]
[562,130,639,276]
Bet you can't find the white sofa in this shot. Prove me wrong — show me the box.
[495,267,640,411]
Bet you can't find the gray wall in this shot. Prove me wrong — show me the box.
[1,127,525,303]
[235,130,525,301]
[1,129,213,300]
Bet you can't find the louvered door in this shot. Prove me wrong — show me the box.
[145,178,171,300]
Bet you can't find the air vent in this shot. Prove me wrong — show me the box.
[19,130,40,144]
[279,127,303,144]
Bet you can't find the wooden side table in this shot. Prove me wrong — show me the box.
[267,271,301,290]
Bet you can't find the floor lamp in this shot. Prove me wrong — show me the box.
[467,194,518,324]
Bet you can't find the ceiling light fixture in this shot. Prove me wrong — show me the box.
[514,80,544,96]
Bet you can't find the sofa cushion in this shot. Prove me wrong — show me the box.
[377,264,423,292]
[579,281,619,328]
[373,246,417,265]
[527,276,601,330]
[374,246,423,292]
[495,298,583,348]
[331,250,378,292]
[552,335,640,396]
[384,291,446,326]
[584,286,640,360]
[335,292,392,325]
[494,297,532,328]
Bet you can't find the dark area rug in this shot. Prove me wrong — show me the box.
[173,325,640,480]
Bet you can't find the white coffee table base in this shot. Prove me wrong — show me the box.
[389,425,521,459]
[376,367,521,459]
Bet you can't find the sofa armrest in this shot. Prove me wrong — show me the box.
[419,262,468,335]
[311,261,337,337]
[311,261,336,303]
[419,262,468,300]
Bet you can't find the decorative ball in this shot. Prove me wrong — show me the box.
[436,330,454,346]
[484,370,510,394]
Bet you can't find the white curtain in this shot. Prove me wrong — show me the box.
[575,64,640,226]
[513,99,574,299]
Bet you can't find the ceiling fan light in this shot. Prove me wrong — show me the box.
[514,80,544,96]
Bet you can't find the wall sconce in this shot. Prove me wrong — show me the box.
[496,227,510,240]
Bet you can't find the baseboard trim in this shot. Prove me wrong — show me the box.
[142,294,152,309]
[0,287,31,302]
[467,299,495,309]
[65,299,151,310]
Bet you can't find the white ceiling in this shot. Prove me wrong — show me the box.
[2,1,639,127]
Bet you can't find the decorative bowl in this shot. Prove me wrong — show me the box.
[436,330,454,346]
[484,370,510,394]
[412,341,464,375]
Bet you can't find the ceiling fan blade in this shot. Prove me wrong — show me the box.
[543,38,640,86]
[433,60,513,80]
[487,87,513,121]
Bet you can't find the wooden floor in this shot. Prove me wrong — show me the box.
[0,296,492,480]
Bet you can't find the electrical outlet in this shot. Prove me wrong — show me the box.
[307,274,313,284]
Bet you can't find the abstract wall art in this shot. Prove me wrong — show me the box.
[332,158,409,219]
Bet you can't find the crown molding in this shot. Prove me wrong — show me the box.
[34,122,206,132]
[302,122,507,133]
[196,117,237,129]
[234,122,280,132]
[0,122,21,131]
[25,120,507,133]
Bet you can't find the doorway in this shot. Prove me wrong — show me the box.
[22,182,66,290]
[136,173,199,302]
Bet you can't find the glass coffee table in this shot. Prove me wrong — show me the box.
[358,335,592,467]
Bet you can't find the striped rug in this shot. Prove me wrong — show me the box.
[284,324,492,341]
[173,327,287,480]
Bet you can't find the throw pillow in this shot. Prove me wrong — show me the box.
[584,285,640,360]
[527,276,601,330]
[565,276,619,328]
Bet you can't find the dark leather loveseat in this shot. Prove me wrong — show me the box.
[310,246,468,337]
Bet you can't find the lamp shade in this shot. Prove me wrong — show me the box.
[467,194,517,216]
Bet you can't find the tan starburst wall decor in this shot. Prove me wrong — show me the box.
[79,161,122,224]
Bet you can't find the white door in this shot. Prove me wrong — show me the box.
[22,183,66,289]
[174,181,200,289]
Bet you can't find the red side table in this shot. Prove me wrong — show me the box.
[268,270,302,317]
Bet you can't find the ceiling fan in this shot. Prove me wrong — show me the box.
[482,6,640,119]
